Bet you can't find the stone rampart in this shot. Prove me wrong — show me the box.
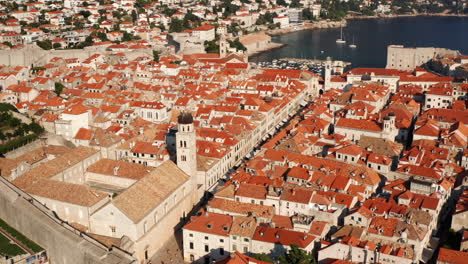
[0,44,153,66]
[0,177,136,264]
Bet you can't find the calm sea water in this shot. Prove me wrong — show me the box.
[249,16,468,68]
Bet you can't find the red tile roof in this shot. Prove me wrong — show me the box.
[253,225,315,248]
[335,118,382,132]
[215,251,271,264]
[437,248,468,264]
[184,211,232,236]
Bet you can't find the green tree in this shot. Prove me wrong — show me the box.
[73,20,85,30]
[9,117,20,128]
[276,0,288,6]
[183,11,201,30]
[27,122,44,135]
[54,82,65,96]
[122,32,137,42]
[113,23,121,31]
[74,36,93,49]
[264,12,276,23]
[36,39,52,50]
[227,23,240,34]
[253,253,273,263]
[14,126,25,137]
[131,10,138,22]
[79,10,92,18]
[2,41,12,47]
[279,244,316,264]
[96,32,108,41]
[290,0,302,8]
[204,40,219,53]
[362,7,375,16]
[162,7,178,16]
[152,50,160,62]
[228,38,246,51]
[302,8,314,20]
[53,43,61,49]
[183,17,191,30]
[255,16,266,25]
[0,103,18,112]
[169,18,184,32]
[256,11,276,25]
[220,0,240,17]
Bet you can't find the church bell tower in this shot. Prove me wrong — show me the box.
[176,112,197,177]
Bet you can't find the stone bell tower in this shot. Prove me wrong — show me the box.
[219,33,229,58]
[176,112,197,177]
[324,56,332,91]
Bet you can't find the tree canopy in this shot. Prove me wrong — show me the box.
[54,82,65,96]
[278,244,317,264]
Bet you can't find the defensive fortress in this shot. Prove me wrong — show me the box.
[0,177,136,264]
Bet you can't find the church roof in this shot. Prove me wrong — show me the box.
[112,160,189,223]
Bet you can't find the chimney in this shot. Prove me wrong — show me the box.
[113,166,119,176]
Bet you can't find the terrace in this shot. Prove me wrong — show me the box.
[0,218,47,263]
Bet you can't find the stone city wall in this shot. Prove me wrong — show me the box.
[3,138,46,159]
[0,44,153,67]
[386,45,460,71]
[0,177,136,264]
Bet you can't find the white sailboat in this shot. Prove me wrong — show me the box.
[336,26,346,44]
[349,35,357,48]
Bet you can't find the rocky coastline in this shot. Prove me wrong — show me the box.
[266,20,346,36]
[247,42,287,56]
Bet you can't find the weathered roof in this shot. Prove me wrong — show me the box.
[13,146,99,189]
[23,179,107,207]
[112,160,189,223]
[87,159,153,180]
